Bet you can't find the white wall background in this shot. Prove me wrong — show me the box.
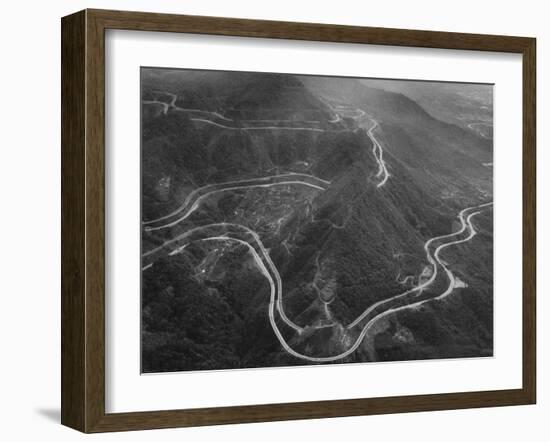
[0,0,546,440]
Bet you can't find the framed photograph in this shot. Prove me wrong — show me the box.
[61,9,536,433]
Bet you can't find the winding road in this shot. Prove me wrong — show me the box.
[144,93,391,187]
[142,222,304,334]
[143,200,493,362]
[142,91,492,362]
[322,103,390,188]
[143,91,336,132]
[143,173,330,231]
[366,118,390,187]
[347,202,493,329]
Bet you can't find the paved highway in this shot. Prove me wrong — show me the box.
[145,93,390,188]
[142,222,304,333]
[347,201,493,329]
[143,173,331,231]
[322,102,390,188]
[142,92,492,362]
[143,91,330,131]
[366,118,390,188]
[142,202,492,362]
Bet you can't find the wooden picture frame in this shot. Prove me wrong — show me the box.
[61,8,536,433]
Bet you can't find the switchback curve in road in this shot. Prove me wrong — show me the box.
[142,202,493,362]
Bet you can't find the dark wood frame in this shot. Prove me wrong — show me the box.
[61,8,536,433]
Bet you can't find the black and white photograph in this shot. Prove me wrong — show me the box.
[140,68,494,374]
[1,0,543,437]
